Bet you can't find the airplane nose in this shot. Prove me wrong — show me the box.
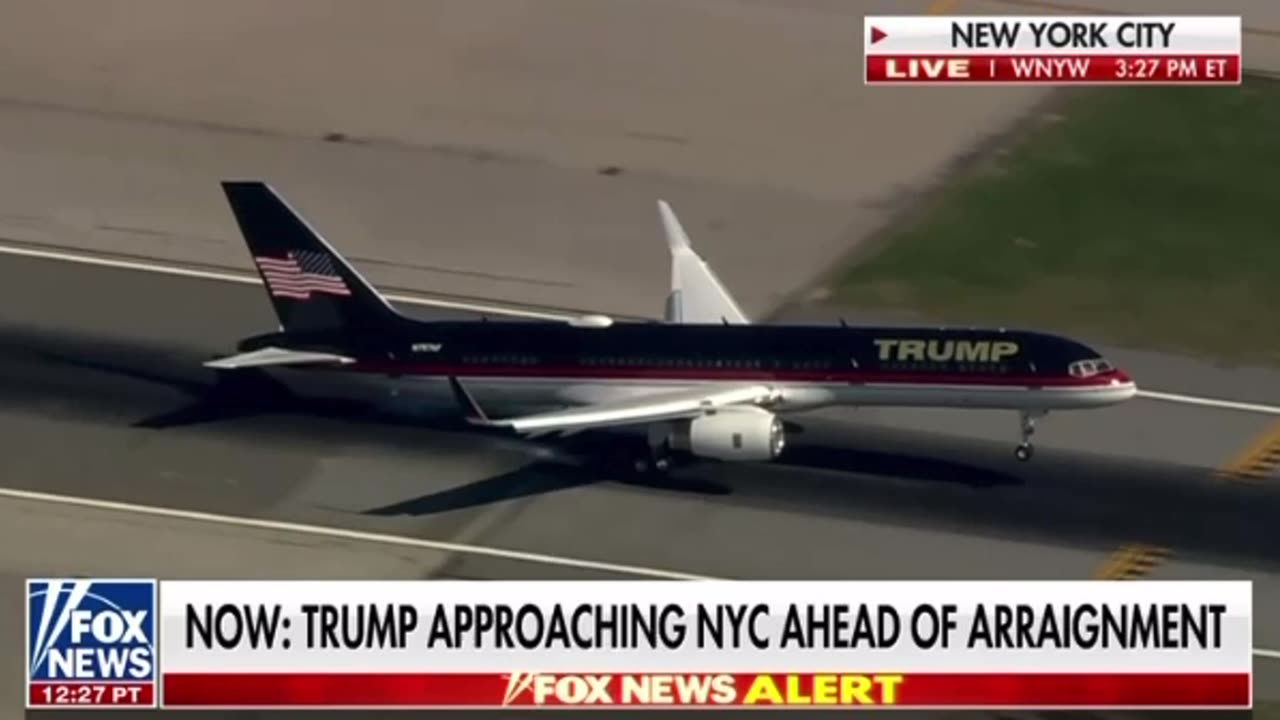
[1110,368,1137,397]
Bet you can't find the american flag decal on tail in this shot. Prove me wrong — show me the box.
[254,250,352,299]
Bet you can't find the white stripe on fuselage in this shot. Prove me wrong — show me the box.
[289,371,1137,416]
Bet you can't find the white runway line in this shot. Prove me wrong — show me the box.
[1136,390,1280,415]
[0,241,574,321]
[0,486,714,581]
[1,486,1277,662]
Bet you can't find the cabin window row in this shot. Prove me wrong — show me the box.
[456,354,837,370]
[460,354,539,365]
[580,356,769,369]
[581,357,840,370]
[880,361,1015,374]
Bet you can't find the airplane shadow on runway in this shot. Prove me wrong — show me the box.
[362,457,736,517]
[361,441,1021,517]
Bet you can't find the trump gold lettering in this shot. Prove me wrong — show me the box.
[875,338,1019,363]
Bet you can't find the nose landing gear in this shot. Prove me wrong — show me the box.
[1015,410,1045,462]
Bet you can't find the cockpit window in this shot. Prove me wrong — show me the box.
[1069,358,1113,377]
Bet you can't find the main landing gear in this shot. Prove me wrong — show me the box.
[632,427,675,476]
[1015,410,1046,462]
[633,454,672,475]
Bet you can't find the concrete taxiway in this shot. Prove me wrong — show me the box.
[0,252,1277,710]
[0,0,1052,321]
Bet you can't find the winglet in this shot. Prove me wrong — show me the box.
[447,377,494,425]
[658,199,691,252]
[657,200,750,325]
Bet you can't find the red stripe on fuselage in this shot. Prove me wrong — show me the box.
[338,361,1128,388]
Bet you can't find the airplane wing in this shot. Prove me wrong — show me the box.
[449,378,779,435]
[203,347,356,370]
[659,200,751,325]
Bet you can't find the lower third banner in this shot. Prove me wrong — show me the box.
[155,580,1253,710]
[161,672,1249,708]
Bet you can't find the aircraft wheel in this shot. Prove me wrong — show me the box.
[1015,443,1034,462]
[631,455,672,476]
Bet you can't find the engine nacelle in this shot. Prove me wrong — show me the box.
[664,406,786,462]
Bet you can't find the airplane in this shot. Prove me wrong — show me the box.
[208,181,1137,473]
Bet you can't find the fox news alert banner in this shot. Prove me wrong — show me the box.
[865,16,1242,85]
[126,580,1255,710]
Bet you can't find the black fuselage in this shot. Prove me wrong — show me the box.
[241,317,1120,388]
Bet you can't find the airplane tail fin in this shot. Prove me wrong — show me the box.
[658,200,750,325]
[221,181,402,335]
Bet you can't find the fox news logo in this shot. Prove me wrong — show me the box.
[27,579,157,707]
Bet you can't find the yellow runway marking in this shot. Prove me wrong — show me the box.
[1094,544,1171,580]
[1094,406,1276,585]
[1216,419,1280,485]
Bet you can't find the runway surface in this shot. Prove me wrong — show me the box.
[1,252,1278,711]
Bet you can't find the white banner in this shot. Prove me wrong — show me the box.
[157,580,1251,674]
[865,16,1242,55]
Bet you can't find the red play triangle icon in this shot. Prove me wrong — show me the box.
[870,26,888,44]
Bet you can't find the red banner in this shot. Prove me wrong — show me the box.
[28,682,155,707]
[161,672,1250,708]
[865,54,1241,84]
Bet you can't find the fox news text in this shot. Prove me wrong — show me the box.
[26,579,157,708]
[865,16,1242,85]
[114,579,1254,710]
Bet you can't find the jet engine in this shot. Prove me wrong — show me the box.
[661,406,786,462]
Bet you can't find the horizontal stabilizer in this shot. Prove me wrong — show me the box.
[203,347,356,370]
